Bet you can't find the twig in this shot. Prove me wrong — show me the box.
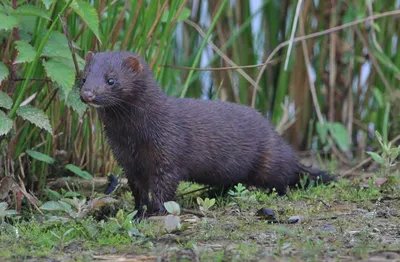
[163,59,281,71]
[284,0,303,70]
[183,20,261,92]
[60,16,80,74]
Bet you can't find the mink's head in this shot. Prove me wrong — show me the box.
[79,51,151,107]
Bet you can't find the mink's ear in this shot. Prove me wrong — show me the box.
[85,51,94,64]
[123,56,143,73]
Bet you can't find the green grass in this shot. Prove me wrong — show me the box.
[1,173,399,261]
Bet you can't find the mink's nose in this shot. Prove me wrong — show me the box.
[80,90,95,103]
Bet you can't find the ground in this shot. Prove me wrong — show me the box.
[0,172,399,262]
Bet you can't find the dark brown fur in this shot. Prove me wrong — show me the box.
[80,51,335,216]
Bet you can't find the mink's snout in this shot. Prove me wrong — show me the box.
[80,90,96,103]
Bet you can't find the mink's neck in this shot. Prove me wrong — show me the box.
[97,81,169,141]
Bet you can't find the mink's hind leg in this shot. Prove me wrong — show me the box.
[250,151,290,195]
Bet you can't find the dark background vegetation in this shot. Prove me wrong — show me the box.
[0,0,399,207]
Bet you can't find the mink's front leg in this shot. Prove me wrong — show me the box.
[149,168,180,216]
[127,172,150,218]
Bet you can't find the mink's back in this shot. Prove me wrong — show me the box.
[165,97,299,187]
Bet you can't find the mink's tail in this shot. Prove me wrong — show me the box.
[296,163,337,187]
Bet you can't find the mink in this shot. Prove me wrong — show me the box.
[79,51,336,216]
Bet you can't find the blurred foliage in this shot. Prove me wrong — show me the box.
[0,0,399,199]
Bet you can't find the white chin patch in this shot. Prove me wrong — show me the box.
[88,103,101,108]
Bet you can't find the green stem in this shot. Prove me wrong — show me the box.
[180,0,228,98]
[8,0,73,119]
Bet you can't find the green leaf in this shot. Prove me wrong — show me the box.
[11,5,51,20]
[0,13,18,31]
[316,122,328,144]
[40,201,68,211]
[0,62,9,83]
[63,191,81,198]
[0,111,13,136]
[177,7,191,22]
[196,197,204,206]
[372,46,400,76]
[46,188,62,201]
[389,148,399,161]
[42,59,75,96]
[14,40,36,64]
[65,164,93,180]
[366,151,384,165]
[26,150,56,164]
[42,31,73,59]
[70,0,101,42]
[162,7,191,23]
[42,0,56,10]
[16,105,53,135]
[371,87,384,108]
[0,90,13,110]
[375,130,384,148]
[206,198,215,208]
[163,201,181,215]
[328,122,350,152]
[61,87,87,117]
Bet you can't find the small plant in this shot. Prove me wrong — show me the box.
[228,183,250,198]
[163,201,182,232]
[0,202,18,223]
[50,228,76,250]
[367,130,399,175]
[111,209,140,237]
[40,194,118,221]
[196,197,216,214]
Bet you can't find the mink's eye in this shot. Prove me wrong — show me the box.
[107,78,115,86]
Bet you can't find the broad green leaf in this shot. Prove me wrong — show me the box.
[41,0,56,10]
[328,122,349,152]
[316,122,328,144]
[67,88,87,117]
[42,59,75,96]
[65,164,93,180]
[366,152,384,164]
[14,40,36,63]
[70,0,101,42]
[46,188,62,201]
[26,149,56,164]
[163,201,181,215]
[0,62,9,83]
[40,201,68,211]
[42,31,72,59]
[11,5,51,20]
[0,111,13,136]
[177,7,191,22]
[60,86,87,117]
[0,13,18,31]
[0,90,13,110]
[207,198,215,208]
[16,105,53,135]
